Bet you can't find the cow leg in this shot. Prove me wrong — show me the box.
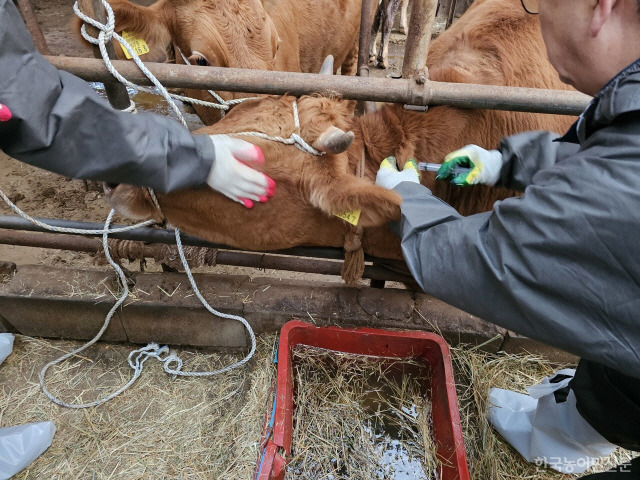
[369,3,383,63]
[376,0,402,68]
[399,0,409,35]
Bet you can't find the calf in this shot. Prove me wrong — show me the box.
[84,0,361,125]
[103,0,577,272]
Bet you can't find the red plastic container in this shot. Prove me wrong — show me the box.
[257,320,470,480]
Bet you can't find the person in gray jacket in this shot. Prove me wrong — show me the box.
[377,0,639,476]
[0,0,275,209]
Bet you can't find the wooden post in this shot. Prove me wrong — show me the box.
[77,0,131,110]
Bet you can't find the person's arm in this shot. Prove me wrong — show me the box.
[437,131,580,191]
[0,0,214,194]
[392,176,639,376]
[497,130,580,190]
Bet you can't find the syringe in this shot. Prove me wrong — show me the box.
[418,162,471,177]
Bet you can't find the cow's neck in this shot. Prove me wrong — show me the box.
[348,103,518,217]
[348,103,487,174]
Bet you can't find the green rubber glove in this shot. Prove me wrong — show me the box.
[436,144,502,186]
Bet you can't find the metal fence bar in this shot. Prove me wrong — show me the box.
[14,0,51,55]
[356,0,378,114]
[357,0,377,78]
[402,0,438,78]
[0,230,414,283]
[46,56,591,115]
[0,215,408,266]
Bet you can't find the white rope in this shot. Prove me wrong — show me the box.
[74,0,188,126]
[34,1,328,409]
[232,100,325,156]
[162,228,256,377]
[74,0,322,154]
[74,0,262,124]
[176,48,260,118]
[39,210,161,408]
[122,100,137,113]
[37,210,257,407]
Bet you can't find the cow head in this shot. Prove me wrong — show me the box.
[104,92,401,251]
[100,0,279,69]
[77,0,281,123]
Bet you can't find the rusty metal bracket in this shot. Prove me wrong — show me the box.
[404,67,431,112]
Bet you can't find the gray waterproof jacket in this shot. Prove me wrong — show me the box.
[0,0,214,193]
[394,58,640,378]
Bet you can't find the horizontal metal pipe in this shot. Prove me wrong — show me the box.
[0,228,413,283]
[0,214,405,263]
[46,56,591,115]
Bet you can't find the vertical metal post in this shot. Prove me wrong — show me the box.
[446,0,458,29]
[14,0,51,55]
[401,0,438,79]
[447,0,474,28]
[77,0,131,110]
[357,0,377,78]
[356,0,378,114]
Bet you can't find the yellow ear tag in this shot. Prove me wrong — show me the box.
[334,209,361,226]
[119,31,150,60]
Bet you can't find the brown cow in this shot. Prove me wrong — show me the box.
[91,0,361,125]
[103,0,577,267]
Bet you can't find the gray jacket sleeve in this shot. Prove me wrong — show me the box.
[0,0,214,193]
[497,130,580,191]
[393,172,640,377]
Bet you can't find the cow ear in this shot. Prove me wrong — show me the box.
[308,176,402,227]
[312,126,355,154]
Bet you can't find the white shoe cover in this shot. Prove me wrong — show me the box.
[0,421,56,479]
[488,369,616,474]
[0,333,14,365]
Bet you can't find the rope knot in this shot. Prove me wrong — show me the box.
[343,229,362,252]
[341,226,365,286]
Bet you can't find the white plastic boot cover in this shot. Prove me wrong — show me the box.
[488,368,617,474]
[0,333,14,365]
[0,421,56,479]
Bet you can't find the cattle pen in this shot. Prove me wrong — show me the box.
[1,0,636,479]
[0,0,595,349]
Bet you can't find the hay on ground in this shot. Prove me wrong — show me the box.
[0,334,277,480]
[0,334,636,479]
[287,346,439,479]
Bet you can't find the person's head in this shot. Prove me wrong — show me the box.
[521,0,640,95]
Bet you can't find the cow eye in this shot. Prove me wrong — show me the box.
[189,51,210,67]
[195,56,209,67]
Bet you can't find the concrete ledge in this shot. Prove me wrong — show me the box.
[500,330,580,365]
[0,264,577,363]
[0,266,127,341]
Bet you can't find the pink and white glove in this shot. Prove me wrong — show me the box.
[0,103,12,122]
[206,135,276,208]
